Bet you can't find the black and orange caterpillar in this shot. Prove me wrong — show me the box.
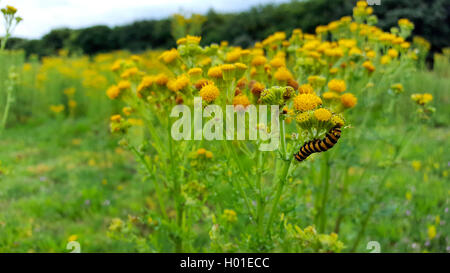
[294,126,341,162]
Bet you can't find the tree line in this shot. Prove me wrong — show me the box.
[5,0,449,57]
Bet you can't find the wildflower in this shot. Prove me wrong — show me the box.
[188,67,203,78]
[110,114,122,122]
[106,85,120,99]
[293,93,322,112]
[64,87,76,96]
[251,82,265,97]
[221,64,236,81]
[199,83,220,103]
[366,50,376,59]
[314,108,332,121]
[295,112,311,127]
[270,57,286,68]
[226,50,241,62]
[398,18,414,29]
[298,84,314,94]
[194,78,212,90]
[233,94,250,108]
[391,83,404,94]
[380,55,391,65]
[331,115,345,127]
[118,80,131,90]
[207,66,223,79]
[234,63,247,78]
[205,151,213,159]
[251,56,267,66]
[109,218,124,231]
[341,93,357,108]
[223,209,237,223]
[411,160,421,171]
[428,225,436,240]
[68,100,77,108]
[411,93,433,105]
[322,91,339,100]
[50,105,65,113]
[196,148,206,155]
[154,73,169,86]
[329,67,339,75]
[362,61,375,72]
[159,49,179,64]
[123,107,133,116]
[405,192,412,201]
[274,67,293,82]
[388,49,399,58]
[68,235,78,242]
[328,79,346,93]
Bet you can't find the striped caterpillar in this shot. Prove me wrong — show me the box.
[294,126,341,162]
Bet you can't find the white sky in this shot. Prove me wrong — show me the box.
[1,0,292,39]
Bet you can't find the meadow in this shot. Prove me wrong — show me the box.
[0,1,449,253]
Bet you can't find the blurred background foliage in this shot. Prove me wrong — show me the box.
[4,0,450,61]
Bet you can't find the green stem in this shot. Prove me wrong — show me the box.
[266,157,293,235]
[318,152,331,233]
[0,80,13,132]
[265,117,292,235]
[129,145,168,221]
[255,147,265,236]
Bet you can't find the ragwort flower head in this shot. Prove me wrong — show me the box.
[293,93,322,112]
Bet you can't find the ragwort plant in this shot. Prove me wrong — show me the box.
[104,0,433,252]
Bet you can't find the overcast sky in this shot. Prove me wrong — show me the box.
[1,0,292,39]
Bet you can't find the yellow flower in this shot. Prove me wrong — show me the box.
[328,79,346,93]
[118,80,131,90]
[64,87,76,96]
[226,50,241,62]
[233,94,250,108]
[331,115,345,127]
[293,94,322,112]
[68,100,77,108]
[106,85,120,99]
[314,108,332,121]
[274,67,293,81]
[154,73,169,86]
[122,107,133,116]
[205,151,213,159]
[387,49,399,58]
[188,67,203,77]
[411,93,433,105]
[251,55,267,66]
[322,91,339,100]
[270,57,286,68]
[159,49,179,64]
[223,209,237,223]
[110,114,122,122]
[427,225,436,240]
[411,160,421,171]
[298,84,314,94]
[207,66,223,79]
[50,104,65,113]
[5,5,18,14]
[341,93,357,108]
[199,83,220,103]
[405,192,412,201]
[381,55,391,65]
[362,61,375,72]
[68,235,78,242]
[196,148,207,155]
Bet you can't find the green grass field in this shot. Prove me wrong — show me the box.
[0,67,448,252]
